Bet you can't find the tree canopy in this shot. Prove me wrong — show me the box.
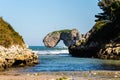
[95,0,120,22]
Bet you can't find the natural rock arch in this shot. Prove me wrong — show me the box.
[43,29,82,48]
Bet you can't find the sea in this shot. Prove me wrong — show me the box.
[19,46,120,72]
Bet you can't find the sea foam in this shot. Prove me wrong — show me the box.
[30,46,69,55]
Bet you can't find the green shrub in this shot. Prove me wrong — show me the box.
[94,20,108,31]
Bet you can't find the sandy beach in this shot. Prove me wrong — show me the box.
[0,71,120,80]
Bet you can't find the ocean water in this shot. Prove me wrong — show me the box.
[23,46,120,72]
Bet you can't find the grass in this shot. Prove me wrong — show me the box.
[94,20,107,31]
[0,17,25,48]
[51,29,72,35]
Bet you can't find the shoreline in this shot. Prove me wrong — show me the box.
[0,70,120,80]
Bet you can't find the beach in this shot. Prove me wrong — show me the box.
[0,46,120,80]
[0,71,120,80]
[0,0,120,80]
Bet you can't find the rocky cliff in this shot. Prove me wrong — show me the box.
[43,29,82,47]
[69,0,120,59]
[69,20,120,59]
[0,17,39,71]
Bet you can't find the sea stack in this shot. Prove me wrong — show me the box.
[43,29,82,48]
[0,17,39,71]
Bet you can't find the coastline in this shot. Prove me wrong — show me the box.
[0,46,119,80]
[0,70,120,80]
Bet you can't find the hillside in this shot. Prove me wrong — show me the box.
[0,17,39,71]
[0,17,24,47]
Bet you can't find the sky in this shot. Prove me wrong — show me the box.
[0,0,101,46]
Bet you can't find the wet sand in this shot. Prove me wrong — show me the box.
[0,71,120,80]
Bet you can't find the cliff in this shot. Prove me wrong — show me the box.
[69,20,120,59]
[69,0,120,59]
[43,29,82,48]
[0,17,39,71]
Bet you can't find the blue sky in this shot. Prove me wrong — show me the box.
[0,0,101,46]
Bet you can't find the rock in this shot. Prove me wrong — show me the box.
[69,1,120,59]
[43,29,82,47]
[69,20,120,59]
[0,18,39,71]
[69,45,99,58]
[43,32,61,47]
[0,45,39,70]
[98,43,120,59]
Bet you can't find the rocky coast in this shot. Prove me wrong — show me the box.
[0,45,39,71]
[69,20,120,59]
[69,0,120,59]
[43,0,120,60]
[0,17,39,71]
[0,0,120,80]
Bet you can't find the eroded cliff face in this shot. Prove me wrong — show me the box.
[43,32,61,48]
[43,29,82,48]
[69,19,120,59]
[69,0,120,60]
[0,18,39,71]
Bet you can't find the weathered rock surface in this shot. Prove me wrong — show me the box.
[44,1,120,60]
[43,29,82,47]
[43,32,61,47]
[69,0,120,59]
[0,18,39,71]
[98,43,120,59]
[69,20,120,59]
[0,45,39,71]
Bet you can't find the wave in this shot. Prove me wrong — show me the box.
[29,46,68,51]
[34,50,69,55]
[30,46,69,56]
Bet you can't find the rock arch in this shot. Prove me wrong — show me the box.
[43,29,82,48]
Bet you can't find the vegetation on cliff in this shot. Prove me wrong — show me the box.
[0,17,39,71]
[83,0,119,44]
[0,17,24,47]
[95,0,120,21]
[69,0,120,59]
[90,0,120,43]
[51,29,72,35]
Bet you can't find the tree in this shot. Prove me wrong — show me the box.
[95,0,120,22]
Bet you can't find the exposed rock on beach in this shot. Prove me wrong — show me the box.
[0,17,39,71]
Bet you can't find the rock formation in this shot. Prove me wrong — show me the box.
[0,17,39,71]
[43,0,120,60]
[43,29,82,48]
[69,0,120,59]
[69,20,120,59]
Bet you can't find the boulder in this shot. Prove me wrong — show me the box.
[43,29,82,47]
